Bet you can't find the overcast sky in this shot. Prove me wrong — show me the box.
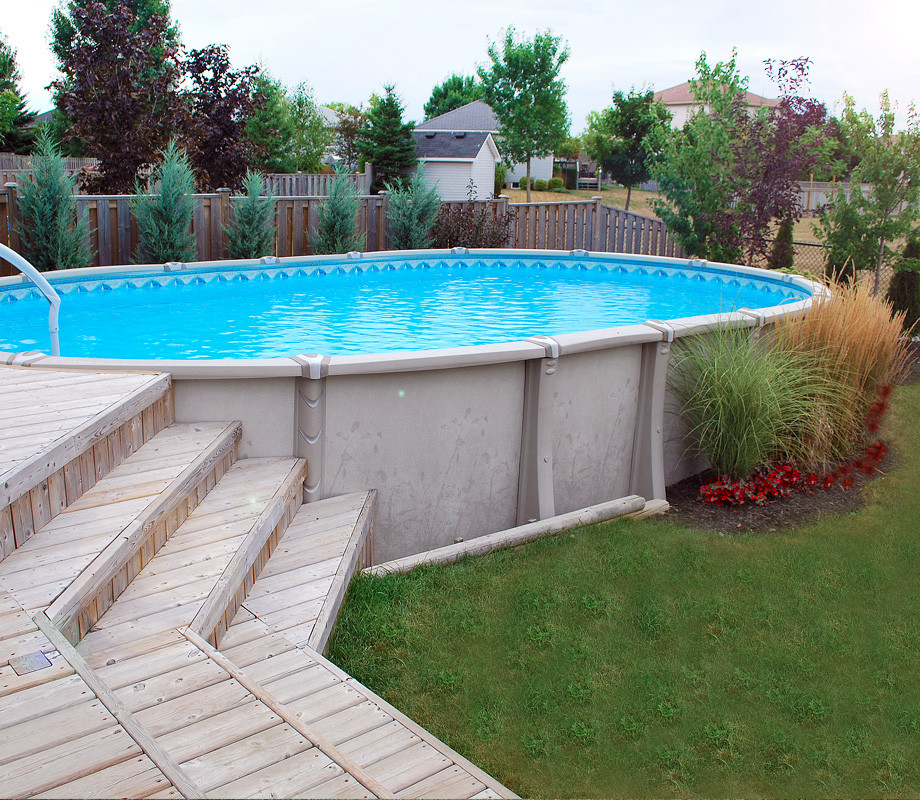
[3,0,919,131]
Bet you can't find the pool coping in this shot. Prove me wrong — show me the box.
[0,248,825,376]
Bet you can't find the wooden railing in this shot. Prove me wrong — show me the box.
[0,186,681,277]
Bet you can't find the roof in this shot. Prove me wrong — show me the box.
[653,81,779,108]
[416,100,499,132]
[412,130,495,161]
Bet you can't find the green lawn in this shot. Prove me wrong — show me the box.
[329,383,920,798]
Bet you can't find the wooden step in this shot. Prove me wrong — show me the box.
[1,421,243,643]
[75,457,306,658]
[233,491,376,654]
[0,367,173,561]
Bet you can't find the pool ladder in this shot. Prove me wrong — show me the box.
[0,243,61,357]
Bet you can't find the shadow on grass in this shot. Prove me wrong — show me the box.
[329,384,920,799]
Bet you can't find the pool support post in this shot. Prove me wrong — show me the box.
[294,355,328,503]
[516,336,559,525]
[629,321,674,502]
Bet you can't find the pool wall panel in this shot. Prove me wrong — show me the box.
[550,346,643,515]
[322,363,526,562]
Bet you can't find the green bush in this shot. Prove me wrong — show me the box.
[887,236,920,332]
[132,141,197,264]
[548,177,564,191]
[518,176,533,190]
[494,163,507,197]
[534,178,548,192]
[385,165,440,250]
[15,130,91,271]
[225,170,276,260]
[768,219,794,270]
[313,165,364,254]
[669,326,844,480]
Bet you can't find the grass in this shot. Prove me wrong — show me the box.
[329,382,920,798]
[504,186,664,219]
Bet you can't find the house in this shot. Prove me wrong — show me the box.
[411,130,500,201]
[416,100,554,188]
[653,81,779,128]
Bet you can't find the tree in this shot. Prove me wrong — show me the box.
[583,89,670,210]
[246,72,296,173]
[385,165,441,249]
[182,44,259,191]
[478,28,570,202]
[132,140,197,263]
[356,85,416,193]
[0,33,36,153]
[49,1,182,192]
[313,166,364,254]
[50,0,179,161]
[817,92,920,290]
[15,131,91,271]
[225,170,276,259]
[423,74,483,120]
[327,103,366,171]
[286,83,333,173]
[651,52,829,264]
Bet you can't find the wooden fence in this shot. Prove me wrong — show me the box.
[264,171,370,196]
[505,198,683,257]
[0,187,680,277]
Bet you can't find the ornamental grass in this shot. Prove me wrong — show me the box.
[773,278,911,463]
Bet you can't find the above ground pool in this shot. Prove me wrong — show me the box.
[0,250,811,360]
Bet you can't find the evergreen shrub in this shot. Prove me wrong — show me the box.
[534,179,548,192]
[385,165,440,250]
[132,141,197,264]
[313,166,364,254]
[225,171,276,259]
[16,131,90,270]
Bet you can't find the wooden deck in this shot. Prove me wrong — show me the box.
[0,366,516,799]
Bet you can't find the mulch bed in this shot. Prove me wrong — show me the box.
[658,340,920,534]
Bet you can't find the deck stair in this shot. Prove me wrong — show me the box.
[0,365,516,799]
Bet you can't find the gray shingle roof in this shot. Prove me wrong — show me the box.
[412,131,492,160]
[416,101,499,132]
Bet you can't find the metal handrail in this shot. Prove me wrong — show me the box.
[0,243,61,356]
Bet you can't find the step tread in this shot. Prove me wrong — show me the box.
[0,422,236,614]
[237,491,374,652]
[0,367,170,507]
[76,458,303,657]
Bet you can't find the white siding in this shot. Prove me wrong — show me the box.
[418,161,474,201]
[506,155,554,184]
[470,140,498,199]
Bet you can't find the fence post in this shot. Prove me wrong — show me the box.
[591,196,603,251]
[498,195,513,247]
[4,182,21,253]
[217,188,232,258]
[377,191,389,251]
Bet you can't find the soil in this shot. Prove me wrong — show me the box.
[658,340,920,534]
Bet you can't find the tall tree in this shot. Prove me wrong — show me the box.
[650,52,829,264]
[817,92,920,290]
[478,28,570,202]
[50,0,182,192]
[182,44,259,190]
[423,74,483,120]
[0,33,36,153]
[50,0,179,159]
[327,103,366,171]
[246,71,296,173]
[356,85,416,192]
[583,89,671,210]
[286,83,333,173]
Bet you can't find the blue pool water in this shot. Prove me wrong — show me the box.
[0,256,809,359]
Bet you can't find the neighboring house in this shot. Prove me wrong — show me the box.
[411,130,500,201]
[416,100,554,188]
[653,81,779,129]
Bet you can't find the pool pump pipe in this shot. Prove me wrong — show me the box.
[0,243,61,357]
